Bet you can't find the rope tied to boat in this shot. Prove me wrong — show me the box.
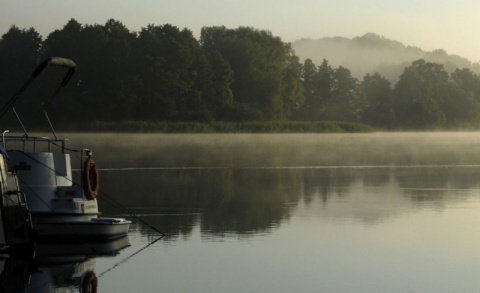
[14,150,165,237]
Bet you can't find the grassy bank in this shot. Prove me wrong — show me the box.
[58,120,374,133]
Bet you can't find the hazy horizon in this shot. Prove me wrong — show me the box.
[2,0,480,62]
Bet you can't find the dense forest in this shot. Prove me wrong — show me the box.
[1,19,480,130]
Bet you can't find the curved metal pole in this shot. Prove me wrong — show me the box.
[0,57,76,119]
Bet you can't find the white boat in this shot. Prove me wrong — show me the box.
[5,137,131,240]
[0,57,131,240]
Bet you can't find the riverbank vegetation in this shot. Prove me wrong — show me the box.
[1,19,480,132]
[58,121,373,133]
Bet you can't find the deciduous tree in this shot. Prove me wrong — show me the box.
[393,59,449,128]
[359,73,393,127]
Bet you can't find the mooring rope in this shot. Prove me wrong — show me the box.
[97,235,164,279]
[14,150,165,236]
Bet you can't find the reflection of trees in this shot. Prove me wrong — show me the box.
[200,169,302,237]
[71,133,480,238]
[303,169,360,204]
[298,167,480,225]
[99,170,204,240]
[302,167,480,207]
[99,168,303,239]
[302,168,395,206]
[98,165,480,239]
[395,167,480,189]
[394,167,480,205]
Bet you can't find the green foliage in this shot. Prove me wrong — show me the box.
[0,26,43,97]
[133,24,215,121]
[445,68,480,127]
[298,59,359,121]
[393,60,449,128]
[58,120,373,133]
[3,19,480,131]
[359,73,394,128]
[200,26,303,121]
[299,59,331,120]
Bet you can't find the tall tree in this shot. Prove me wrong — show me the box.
[134,24,214,121]
[358,73,393,127]
[443,68,480,126]
[42,19,82,59]
[91,19,138,121]
[0,26,43,98]
[329,66,358,121]
[310,59,334,120]
[0,26,44,127]
[280,52,304,118]
[299,59,358,122]
[315,59,334,103]
[43,19,139,122]
[199,26,235,120]
[393,59,449,128]
[200,26,302,121]
[199,49,234,120]
[302,59,317,104]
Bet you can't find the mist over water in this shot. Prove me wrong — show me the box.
[65,132,480,232]
[34,132,480,292]
[64,132,480,168]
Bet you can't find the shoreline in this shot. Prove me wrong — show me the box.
[51,120,374,133]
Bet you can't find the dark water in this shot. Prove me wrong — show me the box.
[12,132,480,292]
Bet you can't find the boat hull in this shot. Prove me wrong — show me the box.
[32,216,131,240]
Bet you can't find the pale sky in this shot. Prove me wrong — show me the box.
[2,0,480,62]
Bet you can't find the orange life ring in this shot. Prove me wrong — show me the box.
[83,158,99,200]
[82,271,98,293]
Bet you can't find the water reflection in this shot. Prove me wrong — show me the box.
[0,237,130,293]
[99,165,480,240]
[42,133,480,292]
[61,133,480,237]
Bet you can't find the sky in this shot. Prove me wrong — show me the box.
[2,0,480,62]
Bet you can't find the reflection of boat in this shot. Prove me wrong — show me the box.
[35,235,131,262]
[0,236,130,293]
[29,258,97,293]
[0,57,131,240]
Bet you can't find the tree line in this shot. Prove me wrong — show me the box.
[1,18,480,130]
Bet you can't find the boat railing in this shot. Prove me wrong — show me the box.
[2,135,68,154]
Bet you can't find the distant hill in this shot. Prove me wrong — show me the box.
[292,33,480,83]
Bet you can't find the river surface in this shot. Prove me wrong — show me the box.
[12,132,480,292]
